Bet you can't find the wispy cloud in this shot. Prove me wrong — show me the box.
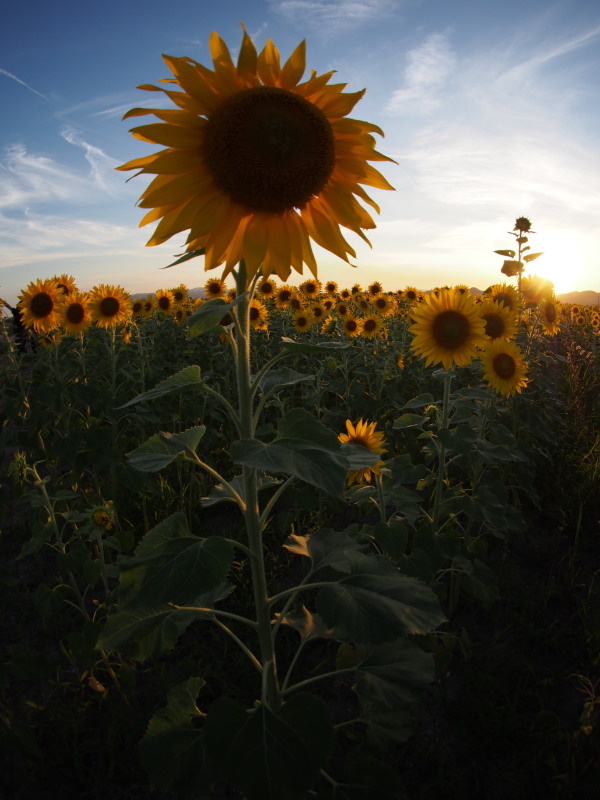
[386,32,456,114]
[0,67,49,101]
[60,126,122,195]
[270,0,397,33]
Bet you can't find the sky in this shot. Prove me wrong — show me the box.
[1,0,599,305]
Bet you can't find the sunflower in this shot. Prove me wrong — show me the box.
[53,274,78,296]
[289,294,304,312]
[335,301,351,318]
[409,288,488,369]
[480,339,529,397]
[89,284,132,328]
[309,301,328,321]
[354,295,371,313]
[249,299,269,330]
[131,298,144,317]
[478,299,517,342]
[324,281,338,295]
[403,286,419,303]
[371,294,395,316]
[367,280,383,297]
[155,289,176,314]
[118,28,394,285]
[274,285,295,309]
[18,278,63,333]
[539,297,560,335]
[204,277,226,299]
[360,314,385,339]
[60,292,92,335]
[299,279,321,299]
[521,275,553,306]
[351,283,362,295]
[339,288,352,301]
[487,283,519,313]
[256,277,277,300]
[142,296,155,316]
[342,316,362,338]
[292,309,315,332]
[171,283,189,305]
[454,284,469,295]
[338,418,387,486]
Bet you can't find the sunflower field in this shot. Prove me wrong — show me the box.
[2,27,600,800]
[1,266,599,799]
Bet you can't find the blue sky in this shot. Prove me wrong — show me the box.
[1,0,599,304]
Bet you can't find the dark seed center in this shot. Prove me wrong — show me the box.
[432,310,470,349]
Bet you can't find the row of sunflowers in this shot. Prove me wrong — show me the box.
[3,272,599,403]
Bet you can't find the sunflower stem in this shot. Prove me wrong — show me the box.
[431,368,453,534]
[233,261,280,712]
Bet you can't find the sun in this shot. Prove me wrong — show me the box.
[526,231,584,295]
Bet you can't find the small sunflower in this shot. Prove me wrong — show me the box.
[118,28,394,285]
[487,283,519,313]
[360,314,385,339]
[409,288,488,369]
[289,294,304,312]
[324,281,338,295]
[171,283,189,305]
[292,309,315,332]
[371,294,395,316]
[155,289,176,314]
[342,316,362,338]
[142,296,155,316]
[338,418,387,486]
[60,292,92,335]
[256,278,278,300]
[335,301,351,318]
[403,286,419,303]
[480,339,528,398]
[367,280,383,297]
[18,278,63,333]
[274,285,295,309]
[204,277,226,299]
[309,301,327,321]
[478,299,517,342]
[539,297,560,335]
[89,284,132,328]
[354,295,371,313]
[91,505,114,531]
[53,274,78,296]
[339,288,352,301]
[249,299,269,330]
[454,284,469,295]
[299,279,321,299]
[514,216,532,233]
[351,283,362,295]
[131,298,145,317]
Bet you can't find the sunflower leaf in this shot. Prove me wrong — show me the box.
[257,368,315,395]
[202,694,333,800]
[280,337,351,354]
[118,365,202,408]
[162,249,206,269]
[187,298,231,337]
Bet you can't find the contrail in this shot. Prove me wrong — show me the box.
[0,68,49,101]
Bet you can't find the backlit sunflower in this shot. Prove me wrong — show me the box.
[367,280,383,297]
[118,28,394,285]
[249,299,269,330]
[539,297,560,335]
[53,274,78,296]
[477,299,517,342]
[204,277,226,299]
[360,314,385,339]
[409,288,488,369]
[521,275,553,306]
[403,286,419,303]
[89,284,132,328]
[60,292,92,335]
[18,278,63,333]
[292,309,315,332]
[256,278,277,300]
[338,418,387,486]
[324,281,338,295]
[274,285,295,309]
[487,283,519,313]
[480,339,528,397]
[171,284,189,305]
[371,294,395,316]
[155,289,176,314]
[299,279,321,299]
[342,316,362,338]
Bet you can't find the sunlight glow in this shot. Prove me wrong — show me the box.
[525,231,584,296]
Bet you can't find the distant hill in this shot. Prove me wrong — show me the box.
[556,290,599,306]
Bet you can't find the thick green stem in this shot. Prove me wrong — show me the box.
[234,262,281,711]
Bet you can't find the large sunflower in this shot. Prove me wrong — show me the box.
[477,299,517,342]
[409,288,488,369]
[18,278,63,333]
[338,418,387,486]
[118,28,394,284]
[479,339,529,397]
[89,284,132,328]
